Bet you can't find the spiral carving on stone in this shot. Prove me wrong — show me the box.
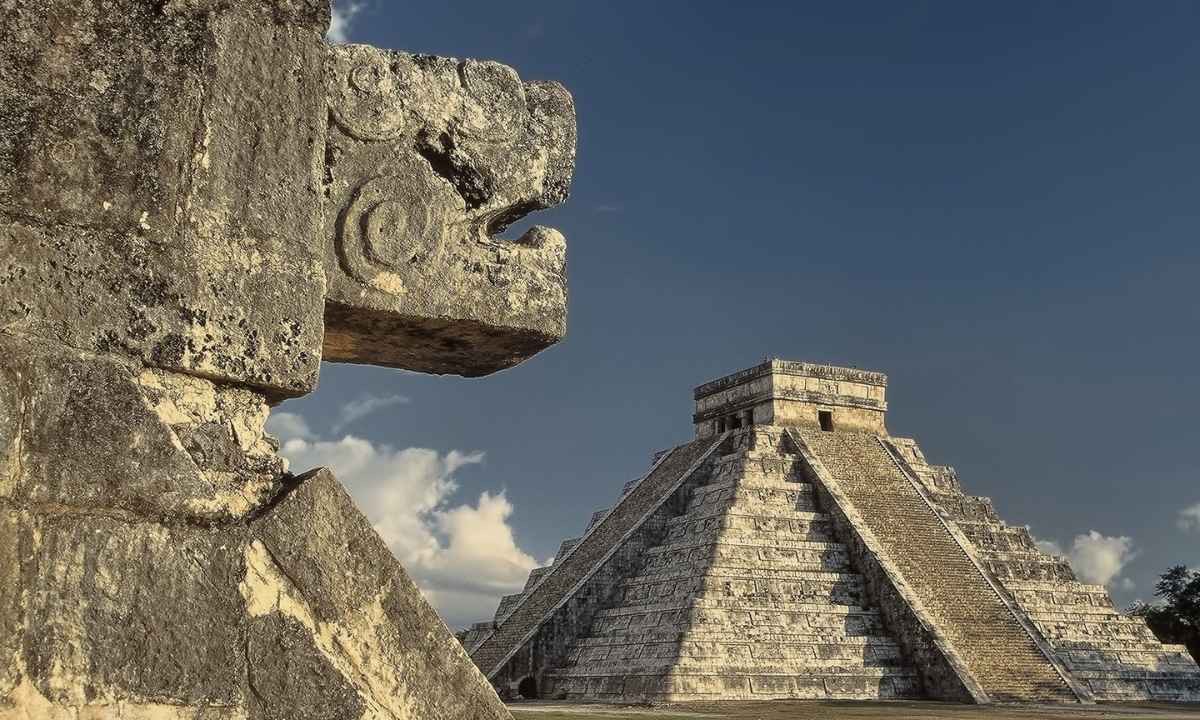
[336,173,452,294]
[327,46,412,142]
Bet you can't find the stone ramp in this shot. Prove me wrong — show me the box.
[469,434,725,679]
[794,429,1084,703]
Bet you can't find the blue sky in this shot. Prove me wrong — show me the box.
[276,1,1200,626]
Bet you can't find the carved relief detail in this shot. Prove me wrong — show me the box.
[336,170,456,294]
[328,47,528,146]
[327,46,414,142]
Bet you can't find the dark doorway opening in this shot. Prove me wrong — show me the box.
[819,410,834,432]
[517,676,538,699]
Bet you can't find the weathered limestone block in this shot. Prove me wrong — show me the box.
[0,0,330,397]
[1,0,577,716]
[0,334,281,522]
[2,467,510,718]
[322,45,575,375]
[16,514,249,710]
[247,469,509,719]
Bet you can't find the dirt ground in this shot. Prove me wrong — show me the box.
[509,700,1200,720]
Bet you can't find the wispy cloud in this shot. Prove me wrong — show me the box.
[1035,538,1064,557]
[1179,503,1200,533]
[327,1,364,44]
[593,204,623,214]
[524,18,546,41]
[333,393,409,432]
[268,411,539,628]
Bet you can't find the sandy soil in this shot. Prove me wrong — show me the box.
[509,700,1200,720]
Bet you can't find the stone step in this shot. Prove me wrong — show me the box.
[588,605,890,639]
[574,624,892,645]
[565,642,908,668]
[552,537,580,564]
[980,557,1076,583]
[620,567,862,587]
[1060,648,1200,671]
[1010,589,1112,605]
[639,542,851,574]
[1004,579,1108,594]
[522,566,550,592]
[797,429,1080,703]
[685,482,819,513]
[590,597,879,618]
[663,518,838,545]
[586,508,609,530]
[669,506,828,526]
[1035,623,1163,643]
[646,537,847,555]
[551,657,919,676]
[469,435,723,678]
[555,656,914,676]
[493,592,524,624]
[613,572,868,609]
[547,669,923,702]
[573,631,902,647]
[1030,611,1159,629]
[1053,637,1195,655]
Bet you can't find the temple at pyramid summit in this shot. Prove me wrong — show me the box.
[461,360,1200,704]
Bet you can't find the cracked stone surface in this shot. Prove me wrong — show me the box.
[0,0,576,717]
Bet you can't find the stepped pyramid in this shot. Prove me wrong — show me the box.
[463,361,1200,704]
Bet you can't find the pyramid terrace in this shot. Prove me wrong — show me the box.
[462,361,1200,704]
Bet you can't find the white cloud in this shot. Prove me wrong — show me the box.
[333,393,409,432]
[264,411,314,442]
[1034,530,1137,588]
[271,413,539,628]
[1071,531,1137,586]
[327,1,364,44]
[418,492,542,625]
[1179,503,1200,533]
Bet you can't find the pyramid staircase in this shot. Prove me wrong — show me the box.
[470,427,922,701]
[467,434,725,684]
[463,360,1200,704]
[793,428,1085,703]
[886,437,1200,702]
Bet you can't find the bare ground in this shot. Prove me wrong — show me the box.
[509,700,1200,720]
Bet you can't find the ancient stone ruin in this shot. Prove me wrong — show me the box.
[2,1,574,717]
[464,360,1200,704]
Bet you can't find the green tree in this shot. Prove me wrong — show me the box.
[1130,565,1200,663]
